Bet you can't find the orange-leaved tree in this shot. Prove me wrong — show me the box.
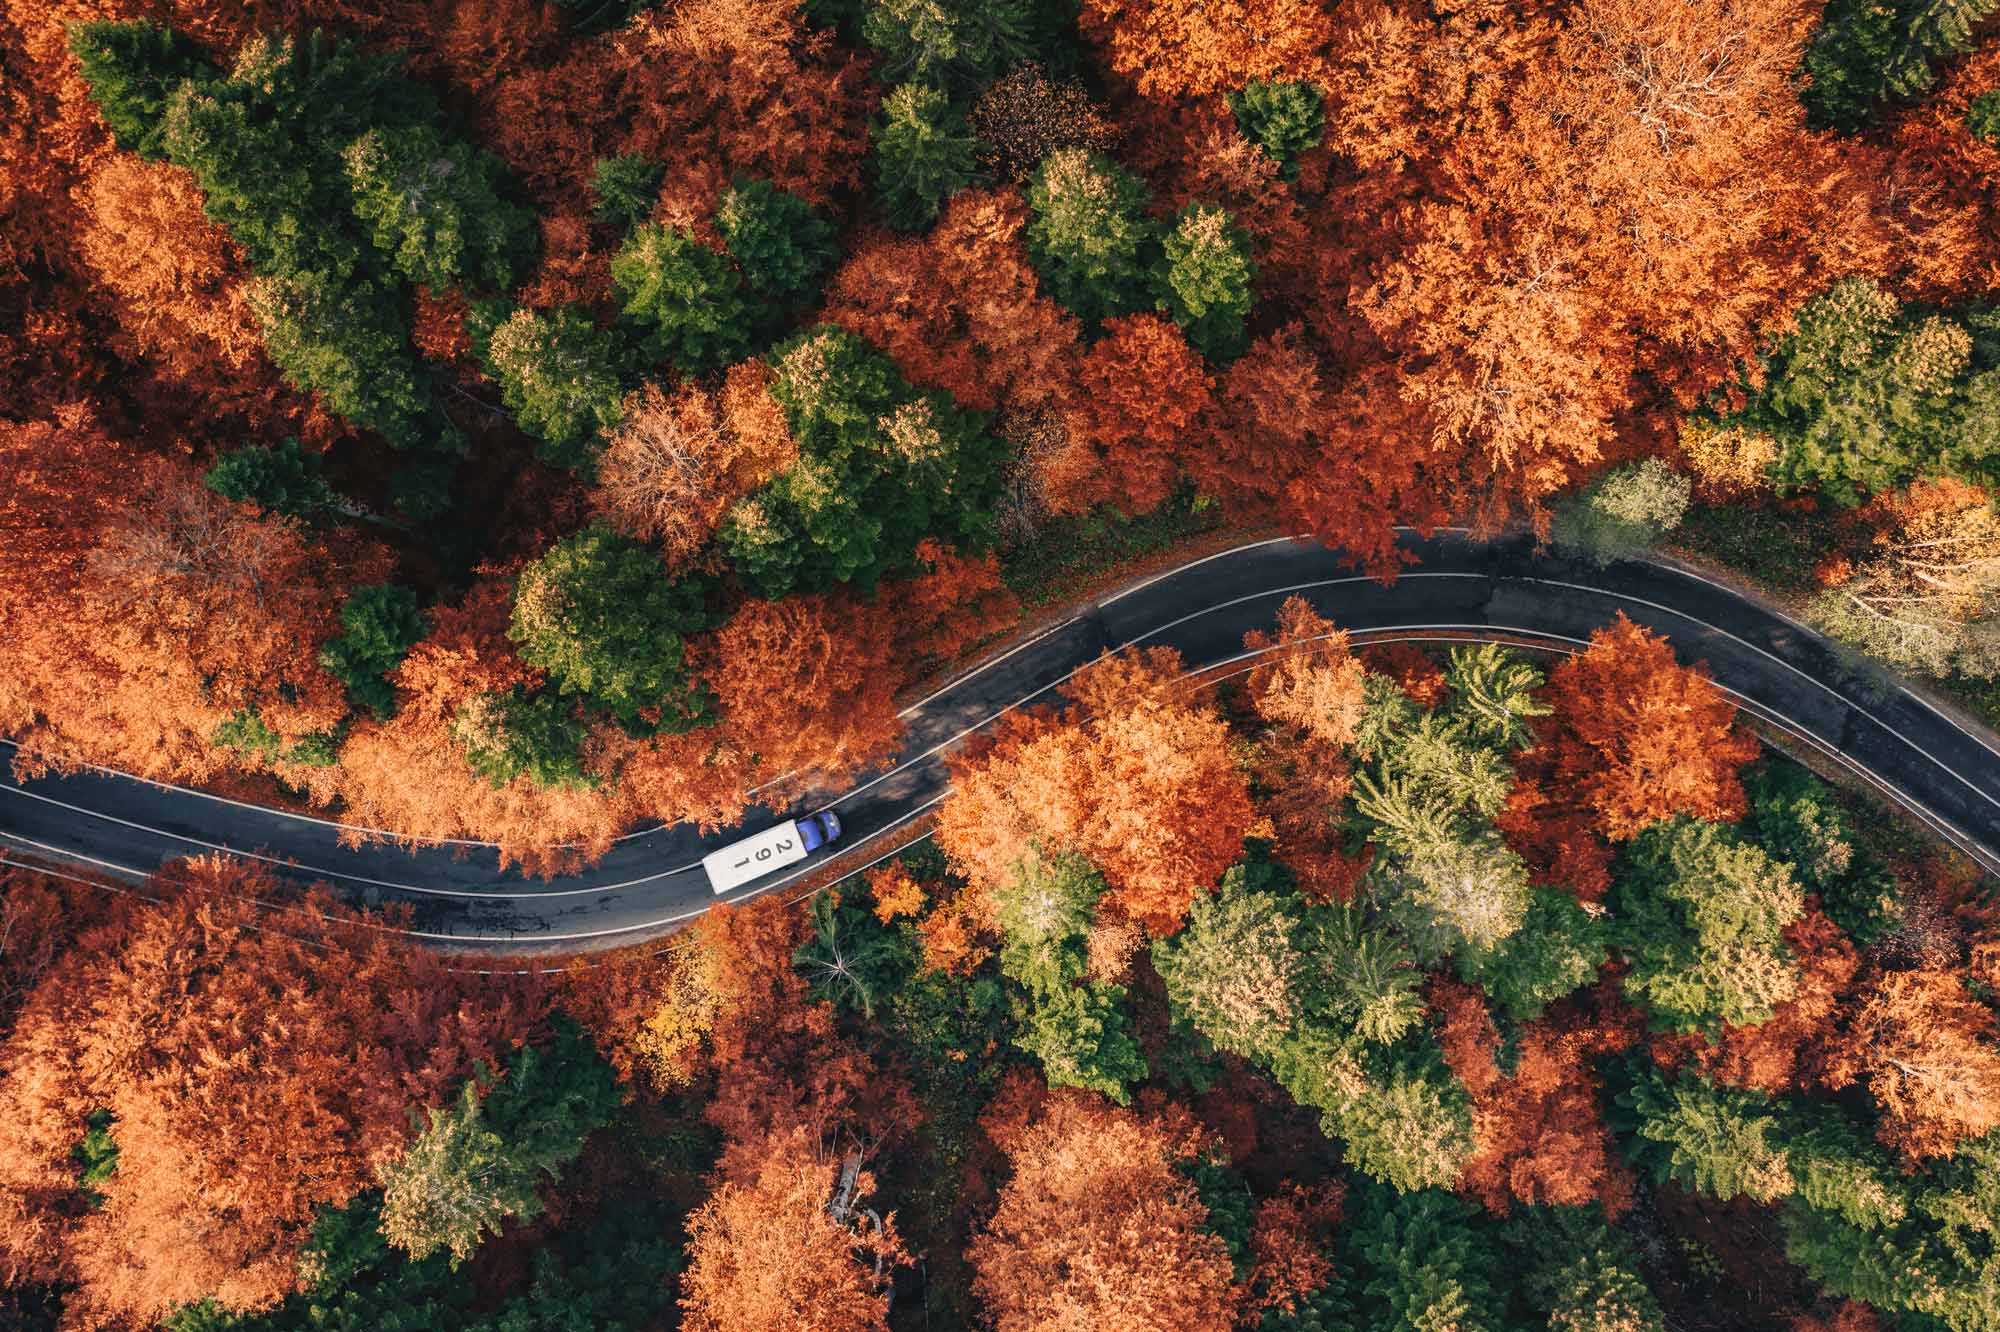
[590,363,798,571]
[1307,0,1860,530]
[967,1090,1238,1331]
[74,155,276,384]
[0,855,546,1323]
[937,647,1253,935]
[1,424,384,787]
[822,188,1083,418]
[1431,977,1630,1215]
[679,1121,906,1332]
[696,590,905,792]
[1821,968,2000,1163]
[1242,596,1367,747]
[1243,1181,1344,1318]
[1537,613,1759,841]
[1240,597,1369,900]
[1077,0,1333,98]
[1045,313,1210,516]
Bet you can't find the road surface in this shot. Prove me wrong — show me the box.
[6,532,1998,953]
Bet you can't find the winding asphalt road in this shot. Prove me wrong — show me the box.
[6,531,2000,954]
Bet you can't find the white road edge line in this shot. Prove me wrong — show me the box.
[9,542,1999,928]
[19,624,1994,954]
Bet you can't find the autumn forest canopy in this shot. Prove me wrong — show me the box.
[2,0,2000,862]
[6,614,2000,1332]
[7,0,2000,1327]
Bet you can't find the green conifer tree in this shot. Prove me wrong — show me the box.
[1453,885,1608,1021]
[483,305,629,469]
[1342,1186,1505,1331]
[453,688,593,791]
[1612,816,1804,1033]
[1025,148,1158,328]
[1153,204,1256,362]
[1620,1066,1795,1205]
[1441,642,1551,752]
[1226,80,1325,177]
[376,1022,620,1267]
[319,584,428,719]
[68,20,205,160]
[609,224,759,374]
[509,527,713,728]
[590,154,664,229]
[203,438,342,521]
[870,82,980,232]
[343,125,533,291]
[721,326,1005,596]
[714,177,838,308]
[1152,864,1304,1062]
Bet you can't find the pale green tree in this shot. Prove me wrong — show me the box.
[1153,204,1255,361]
[1151,863,1303,1061]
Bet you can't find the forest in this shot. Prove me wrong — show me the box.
[3,0,2000,867]
[5,614,2000,1332]
[5,0,2000,1327]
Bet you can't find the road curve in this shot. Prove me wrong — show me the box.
[6,531,1999,953]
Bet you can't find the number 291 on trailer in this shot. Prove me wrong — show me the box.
[701,811,843,895]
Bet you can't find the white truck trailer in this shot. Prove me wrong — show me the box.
[701,811,844,894]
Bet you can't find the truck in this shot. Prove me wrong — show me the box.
[701,811,844,895]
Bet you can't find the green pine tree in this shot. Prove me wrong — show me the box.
[721,326,1005,596]
[1620,1065,1796,1205]
[68,20,206,160]
[1716,277,2000,503]
[793,891,916,1020]
[377,1079,520,1267]
[1025,148,1159,328]
[1227,80,1325,177]
[376,1022,620,1267]
[452,689,594,791]
[1014,979,1147,1103]
[1441,642,1551,752]
[1549,458,1692,564]
[509,527,713,728]
[1883,0,2000,102]
[860,0,1040,88]
[1744,761,1903,943]
[1378,834,1534,960]
[1341,1186,1505,1331]
[203,438,342,521]
[714,177,838,308]
[993,848,1102,992]
[248,271,439,453]
[1970,90,2000,142]
[1453,884,1608,1021]
[343,125,533,291]
[590,154,664,229]
[1297,902,1426,1046]
[483,305,629,469]
[1273,1029,1474,1193]
[609,224,759,373]
[1507,1206,1666,1332]
[319,584,428,719]
[1784,1104,1911,1232]
[1153,203,1256,362]
[1612,816,1804,1033]
[1152,863,1305,1062]
[870,82,980,232]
